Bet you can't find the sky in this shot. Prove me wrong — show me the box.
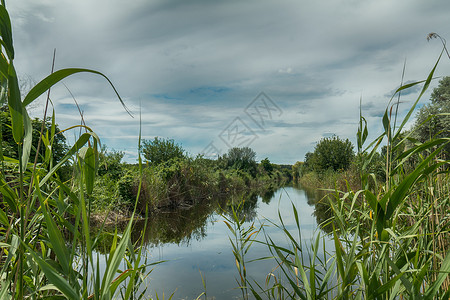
[7,0,450,164]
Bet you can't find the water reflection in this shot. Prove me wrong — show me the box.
[134,184,285,247]
[295,183,334,233]
[94,184,338,299]
[103,189,267,248]
[96,184,335,253]
[261,186,276,204]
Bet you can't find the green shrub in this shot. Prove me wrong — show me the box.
[309,135,354,173]
[221,147,257,177]
[260,157,273,174]
[141,137,185,165]
[117,170,136,205]
[98,148,125,179]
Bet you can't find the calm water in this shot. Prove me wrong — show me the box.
[93,185,331,299]
[114,184,332,299]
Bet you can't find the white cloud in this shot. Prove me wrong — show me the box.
[7,0,450,163]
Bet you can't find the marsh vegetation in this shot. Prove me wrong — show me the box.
[0,1,448,299]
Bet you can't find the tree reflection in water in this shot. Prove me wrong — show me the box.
[294,183,334,233]
[95,184,336,254]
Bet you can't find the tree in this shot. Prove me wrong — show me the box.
[98,147,125,179]
[309,136,354,172]
[141,137,185,165]
[291,161,304,180]
[260,157,273,174]
[222,147,257,177]
[303,151,317,172]
[412,76,450,158]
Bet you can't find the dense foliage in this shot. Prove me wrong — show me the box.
[141,137,185,165]
[0,108,68,165]
[260,157,273,174]
[220,146,258,177]
[91,145,290,213]
[412,76,450,158]
[303,135,354,173]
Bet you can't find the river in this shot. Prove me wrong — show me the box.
[101,184,332,299]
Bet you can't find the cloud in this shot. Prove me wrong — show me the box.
[8,0,450,164]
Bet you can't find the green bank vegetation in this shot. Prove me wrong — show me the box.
[0,2,289,296]
[0,0,448,297]
[91,142,291,220]
[227,34,449,299]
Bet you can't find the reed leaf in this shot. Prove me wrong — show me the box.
[7,62,22,143]
[392,50,443,140]
[25,247,79,300]
[424,251,450,299]
[0,176,17,213]
[34,176,73,280]
[22,68,132,116]
[78,146,97,195]
[100,220,133,299]
[21,108,32,170]
[40,131,100,186]
[385,144,447,220]
[0,5,13,59]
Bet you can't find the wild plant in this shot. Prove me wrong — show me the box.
[0,2,148,299]
[229,37,450,299]
[324,37,450,298]
[222,201,261,300]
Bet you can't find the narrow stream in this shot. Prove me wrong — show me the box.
[115,184,332,299]
[93,185,332,299]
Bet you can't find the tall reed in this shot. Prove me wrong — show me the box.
[0,2,148,299]
[227,37,450,299]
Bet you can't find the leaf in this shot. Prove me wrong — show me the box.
[0,206,9,227]
[7,62,22,143]
[424,250,450,299]
[0,52,8,79]
[0,5,14,59]
[21,108,32,170]
[385,144,447,220]
[34,176,72,277]
[40,131,99,187]
[373,272,405,297]
[0,234,18,275]
[0,176,18,213]
[101,218,133,299]
[78,146,97,195]
[393,138,449,173]
[382,109,390,140]
[364,190,378,213]
[23,68,132,117]
[25,246,79,300]
[393,50,443,140]
[109,269,133,296]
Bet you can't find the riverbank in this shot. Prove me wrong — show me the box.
[90,154,292,224]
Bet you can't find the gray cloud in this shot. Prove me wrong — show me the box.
[8,0,450,164]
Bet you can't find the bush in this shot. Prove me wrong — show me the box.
[221,147,257,177]
[260,157,273,174]
[306,136,354,173]
[0,109,68,165]
[98,148,125,179]
[141,137,185,165]
[117,170,136,205]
